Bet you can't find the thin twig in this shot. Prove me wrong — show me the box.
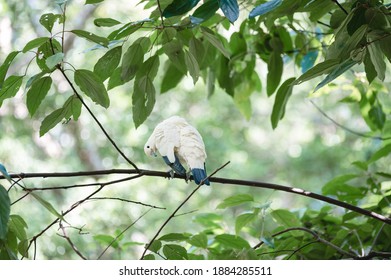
[97,208,152,259]
[88,197,165,209]
[332,0,348,15]
[140,161,230,259]
[156,0,165,27]
[287,240,319,259]
[310,100,388,140]
[58,220,87,260]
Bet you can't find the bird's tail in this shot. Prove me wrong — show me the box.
[191,168,210,186]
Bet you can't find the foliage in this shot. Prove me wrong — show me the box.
[0,0,390,259]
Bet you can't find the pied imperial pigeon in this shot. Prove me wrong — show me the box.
[144,116,210,185]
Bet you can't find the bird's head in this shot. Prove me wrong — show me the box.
[144,138,157,157]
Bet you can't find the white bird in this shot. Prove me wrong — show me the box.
[144,116,210,185]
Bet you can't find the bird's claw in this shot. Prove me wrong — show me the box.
[185,171,191,183]
[168,170,175,180]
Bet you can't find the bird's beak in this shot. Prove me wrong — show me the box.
[151,150,157,157]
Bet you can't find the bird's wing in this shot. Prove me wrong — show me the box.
[178,125,207,169]
[154,118,182,163]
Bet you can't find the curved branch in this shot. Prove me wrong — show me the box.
[4,168,391,225]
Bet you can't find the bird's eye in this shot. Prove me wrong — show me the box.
[147,145,150,148]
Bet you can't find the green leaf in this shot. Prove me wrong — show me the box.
[137,54,160,80]
[322,174,358,195]
[368,103,386,130]
[163,40,187,74]
[215,234,250,249]
[132,55,159,127]
[367,41,386,81]
[163,244,188,260]
[107,67,125,90]
[8,215,28,241]
[0,163,11,182]
[108,22,143,40]
[184,50,200,84]
[314,59,357,92]
[343,24,368,57]
[30,192,66,222]
[295,59,340,85]
[94,46,122,81]
[18,239,29,258]
[22,37,50,53]
[36,39,62,73]
[45,53,64,69]
[163,0,201,18]
[133,76,156,128]
[271,209,301,228]
[235,213,257,235]
[121,37,151,82]
[161,62,185,93]
[159,27,177,44]
[192,0,219,22]
[188,233,208,248]
[219,0,239,23]
[94,17,121,27]
[0,75,23,106]
[39,95,80,136]
[364,51,377,84]
[40,108,65,136]
[26,76,52,116]
[0,51,20,88]
[148,240,162,253]
[217,194,254,209]
[142,254,155,260]
[39,13,63,32]
[158,233,190,242]
[71,30,109,47]
[368,144,391,164]
[267,51,283,96]
[93,234,119,248]
[193,213,222,229]
[201,27,230,58]
[0,185,11,240]
[271,77,296,129]
[74,69,110,108]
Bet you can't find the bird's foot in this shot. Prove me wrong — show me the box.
[167,170,175,180]
[185,171,191,183]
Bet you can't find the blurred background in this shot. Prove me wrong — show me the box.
[0,0,387,259]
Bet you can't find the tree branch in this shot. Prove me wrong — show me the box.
[4,168,391,225]
[332,0,348,15]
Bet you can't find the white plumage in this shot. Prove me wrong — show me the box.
[144,116,210,185]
